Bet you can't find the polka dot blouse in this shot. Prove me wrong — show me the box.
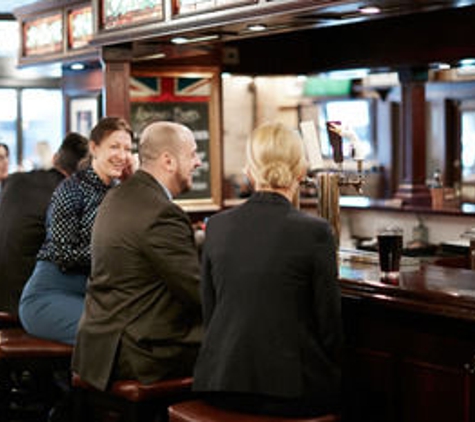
[37,165,113,274]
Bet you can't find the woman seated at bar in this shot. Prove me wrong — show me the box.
[19,117,134,345]
[193,121,344,417]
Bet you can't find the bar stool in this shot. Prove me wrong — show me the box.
[72,373,194,422]
[168,400,341,422]
[0,328,73,421]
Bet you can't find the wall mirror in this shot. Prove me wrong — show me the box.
[222,74,383,203]
[221,72,475,212]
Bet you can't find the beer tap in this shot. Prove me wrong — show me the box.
[327,122,365,195]
[299,120,366,249]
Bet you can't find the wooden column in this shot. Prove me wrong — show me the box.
[395,67,431,207]
[101,44,132,123]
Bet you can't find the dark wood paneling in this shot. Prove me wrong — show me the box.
[342,283,475,422]
[225,6,475,75]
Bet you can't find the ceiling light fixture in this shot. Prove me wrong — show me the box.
[359,6,381,14]
[247,24,267,32]
[70,62,85,71]
[171,34,219,45]
[134,52,166,61]
[171,36,188,45]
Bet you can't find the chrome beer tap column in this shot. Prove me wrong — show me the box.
[300,120,366,248]
[321,122,366,247]
[317,171,342,247]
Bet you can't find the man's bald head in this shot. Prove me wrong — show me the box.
[138,121,201,197]
[139,121,194,165]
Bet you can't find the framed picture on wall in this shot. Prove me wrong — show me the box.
[68,95,101,137]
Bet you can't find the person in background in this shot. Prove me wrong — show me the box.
[19,117,134,345]
[72,121,202,392]
[193,121,344,417]
[0,133,89,316]
[0,142,10,194]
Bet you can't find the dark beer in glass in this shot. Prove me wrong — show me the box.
[377,227,403,281]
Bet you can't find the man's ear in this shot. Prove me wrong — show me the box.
[161,151,177,173]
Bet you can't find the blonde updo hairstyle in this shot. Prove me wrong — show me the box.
[245,122,307,190]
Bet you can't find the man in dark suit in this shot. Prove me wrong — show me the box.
[0,133,89,315]
[72,121,202,391]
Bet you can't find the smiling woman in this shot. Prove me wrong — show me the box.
[18,117,134,346]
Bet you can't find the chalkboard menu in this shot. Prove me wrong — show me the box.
[130,101,211,200]
[130,73,219,201]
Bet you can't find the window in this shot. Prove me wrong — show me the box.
[0,89,18,166]
[22,89,63,170]
[0,88,62,172]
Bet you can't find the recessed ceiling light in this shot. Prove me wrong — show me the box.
[247,24,267,32]
[70,62,85,70]
[171,34,219,45]
[171,36,188,45]
[359,6,381,14]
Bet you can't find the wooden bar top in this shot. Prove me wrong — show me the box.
[339,261,475,322]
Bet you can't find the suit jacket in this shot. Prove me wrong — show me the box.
[193,191,343,406]
[72,170,202,390]
[0,169,65,314]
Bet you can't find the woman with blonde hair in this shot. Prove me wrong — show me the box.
[193,121,343,417]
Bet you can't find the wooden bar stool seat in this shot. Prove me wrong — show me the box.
[0,328,73,422]
[72,373,194,422]
[168,400,341,422]
[0,328,73,358]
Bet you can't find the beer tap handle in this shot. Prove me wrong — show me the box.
[326,121,344,165]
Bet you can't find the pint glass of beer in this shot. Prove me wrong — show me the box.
[377,226,403,281]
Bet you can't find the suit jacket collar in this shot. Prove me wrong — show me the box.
[248,190,291,207]
[133,169,171,200]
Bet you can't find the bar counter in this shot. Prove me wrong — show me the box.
[339,262,475,322]
[339,260,475,422]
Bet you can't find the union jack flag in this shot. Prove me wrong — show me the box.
[130,76,210,102]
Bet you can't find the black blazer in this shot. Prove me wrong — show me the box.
[193,191,343,406]
[0,169,65,314]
